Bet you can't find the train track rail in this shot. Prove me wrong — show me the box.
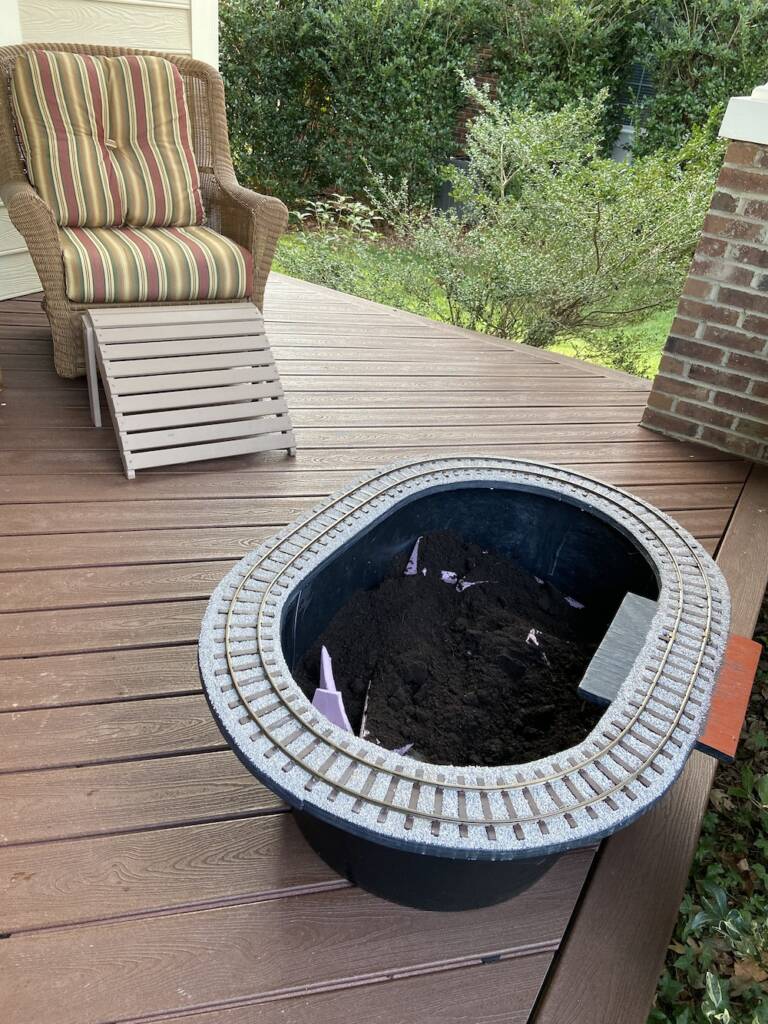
[199,457,729,856]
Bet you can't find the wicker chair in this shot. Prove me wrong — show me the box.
[0,42,288,379]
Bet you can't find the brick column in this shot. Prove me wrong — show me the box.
[641,92,768,463]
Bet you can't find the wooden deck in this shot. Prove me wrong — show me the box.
[1,275,767,1024]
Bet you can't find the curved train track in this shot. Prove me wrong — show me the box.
[200,456,729,856]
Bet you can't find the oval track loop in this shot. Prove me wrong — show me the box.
[202,457,728,844]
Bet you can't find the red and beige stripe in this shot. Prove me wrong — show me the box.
[12,50,124,226]
[110,55,204,227]
[58,225,252,304]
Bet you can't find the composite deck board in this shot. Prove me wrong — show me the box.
[0,525,275,572]
[0,813,344,933]
[0,439,737,477]
[0,692,225,773]
[0,486,739,537]
[2,854,592,1024]
[1,749,284,845]
[0,645,201,711]
[0,458,748,506]
[159,953,553,1024]
[0,277,762,1024]
[0,401,650,429]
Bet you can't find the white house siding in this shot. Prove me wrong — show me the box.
[0,0,218,299]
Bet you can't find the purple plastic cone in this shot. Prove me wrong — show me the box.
[312,646,353,732]
[404,537,422,576]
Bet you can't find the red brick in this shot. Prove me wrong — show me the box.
[726,350,768,379]
[678,298,739,326]
[641,408,699,439]
[725,141,765,166]
[691,258,754,287]
[734,417,768,441]
[743,198,768,220]
[698,235,728,258]
[666,336,723,364]
[714,390,768,421]
[654,375,710,402]
[646,390,675,413]
[688,364,752,391]
[698,425,765,460]
[756,274,768,292]
[658,353,686,376]
[728,244,768,268]
[700,324,765,355]
[742,313,768,337]
[718,166,768,196]
[751,380,768,399]
[711,190,738,213]
[702,213,764,243]
[683,277,714,299]
[676,400,735,430]
[717,285,768,314]
[670,316,699,339]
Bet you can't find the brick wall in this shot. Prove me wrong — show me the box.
[641,140,768,463]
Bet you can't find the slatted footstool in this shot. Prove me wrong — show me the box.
[82,303,296,479]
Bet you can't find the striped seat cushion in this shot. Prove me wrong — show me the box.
[12,50,203,227]
[59,225,252,303]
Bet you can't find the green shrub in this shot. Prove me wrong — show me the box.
[220,0,767,205]
[408,87,718,345]
[631,0,768,155]
[483,0,634,142]
[220,0,478,205]
[219,0,637,205]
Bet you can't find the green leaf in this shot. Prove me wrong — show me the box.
[755,773,768,807]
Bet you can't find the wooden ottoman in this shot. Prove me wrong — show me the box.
[82,303,296,479]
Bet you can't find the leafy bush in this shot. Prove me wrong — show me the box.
[483,0,634,141]
[219,0,638,204]
[220,0,767,205]
[631,0,768,155]
[407,87,719,345]
[220,0,478,204]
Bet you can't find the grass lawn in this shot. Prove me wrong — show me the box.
[553,307,674,378]
[275,231,671,377]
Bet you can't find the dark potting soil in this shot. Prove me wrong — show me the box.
[293,530,604,767]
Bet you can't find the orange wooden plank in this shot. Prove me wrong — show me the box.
[698,633,762,762]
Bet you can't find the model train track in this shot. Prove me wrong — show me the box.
[203,456,727,847]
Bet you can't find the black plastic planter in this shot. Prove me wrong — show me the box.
[199,457,730,911]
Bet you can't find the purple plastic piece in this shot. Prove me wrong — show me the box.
[441,570,487,592]
[456,579,487,592]
[404,537,422,575]
[312,646,353,732]
[393,743,414,756]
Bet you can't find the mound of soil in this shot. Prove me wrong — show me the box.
[293,530,603,767]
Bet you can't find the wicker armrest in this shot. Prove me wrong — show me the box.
[210,175,288,310]
[1,178,64,283]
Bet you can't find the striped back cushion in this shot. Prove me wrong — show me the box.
[109,55,204,227]
[11,50,125,226]
[12,50,204,228]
